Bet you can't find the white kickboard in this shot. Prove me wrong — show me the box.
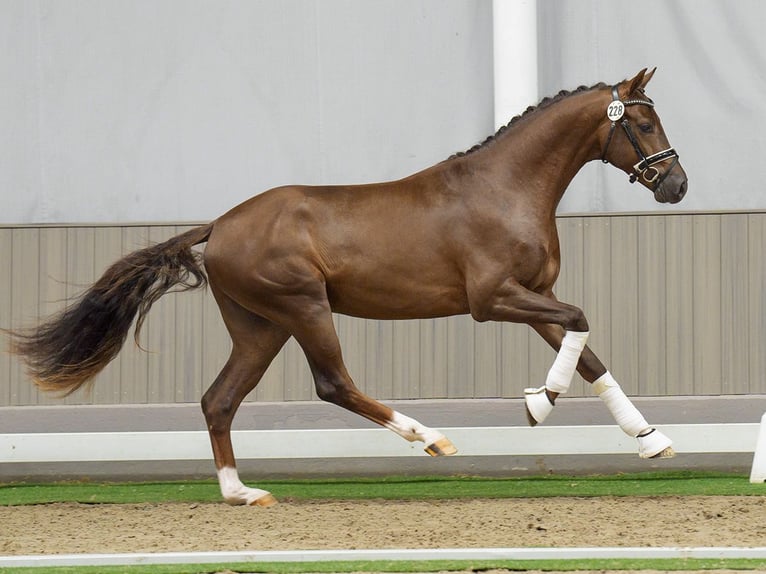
[750,412,766,483]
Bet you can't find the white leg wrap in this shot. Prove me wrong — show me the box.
[545,330,589,394]
[593,371,673,459]
[524,330,588,426]
[385,411,444,445]
[217,466,273,506]
[592,372,650,436]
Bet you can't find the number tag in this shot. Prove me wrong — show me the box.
[607,101,625,121]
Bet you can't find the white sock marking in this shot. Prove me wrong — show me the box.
[217,466,271,506]
[384,411,444,445]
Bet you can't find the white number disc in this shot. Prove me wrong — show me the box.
[607,101,625,121]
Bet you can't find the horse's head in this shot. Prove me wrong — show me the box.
[600,68,688,204]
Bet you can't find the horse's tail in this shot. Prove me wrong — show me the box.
[7,223,215,396]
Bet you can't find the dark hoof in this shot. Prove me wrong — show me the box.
[525,405,539,427]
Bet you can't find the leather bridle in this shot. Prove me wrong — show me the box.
[601,86,679,189]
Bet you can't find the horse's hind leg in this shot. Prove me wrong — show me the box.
[281,297,456,456]
[202,290,290,506]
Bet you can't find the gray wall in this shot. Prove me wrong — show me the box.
[3,212,764,407]
[3,1,766,224]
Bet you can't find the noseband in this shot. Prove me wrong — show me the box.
[601,86,679,188]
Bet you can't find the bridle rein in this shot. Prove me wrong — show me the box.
[601,86,679,189]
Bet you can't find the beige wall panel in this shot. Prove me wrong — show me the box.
[417,315,449,399]
[720,215,750,394]
[392,319,423,399]
[367,320,395,400]
[610,216,640,393]
[475,321,505,397]
[500,323,530,398]
[446,316,474,398]
[10,228,40,405]
[748,214,766,393]
[663,215,695,395]
[692,216,723,394]
[636,216,668,396]
[0,230,12,405]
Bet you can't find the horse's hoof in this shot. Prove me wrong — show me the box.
[650,446,676,459]
[424,436,458,456]
[525,406,538,427]
[249,493,278,507]
[637,428,674,459]
[524,386,554,426]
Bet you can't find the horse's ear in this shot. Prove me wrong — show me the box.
[620,68,647,98]
[640,67,657,90]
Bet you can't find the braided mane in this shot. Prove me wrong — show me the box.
[450,82,609,159]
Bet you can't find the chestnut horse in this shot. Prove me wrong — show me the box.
[9,69,687,506]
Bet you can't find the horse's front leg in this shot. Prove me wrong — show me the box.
[468,278,591,423]
[468,279,673,459]
[530,322,674,459]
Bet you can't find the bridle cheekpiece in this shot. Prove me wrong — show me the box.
[601,86,679,188]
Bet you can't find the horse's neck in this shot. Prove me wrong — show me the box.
[480,93,605,210]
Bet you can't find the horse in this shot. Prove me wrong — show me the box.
[8,68,688,506]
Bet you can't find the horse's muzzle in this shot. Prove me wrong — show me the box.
[654,174,688,204]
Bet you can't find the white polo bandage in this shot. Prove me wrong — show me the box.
[545,330,589,394]
[593,371,651,437]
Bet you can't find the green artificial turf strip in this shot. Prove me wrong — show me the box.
[1,471,763,506]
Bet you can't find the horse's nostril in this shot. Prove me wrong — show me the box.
[679,180,688,198]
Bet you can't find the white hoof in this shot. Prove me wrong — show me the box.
[637,428,674,459]
[524,386,554,426]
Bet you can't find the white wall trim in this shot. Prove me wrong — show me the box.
[1,423,759,463]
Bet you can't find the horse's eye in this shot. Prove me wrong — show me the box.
[639,123,653,134]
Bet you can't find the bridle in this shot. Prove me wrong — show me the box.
[601,86,679,189]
